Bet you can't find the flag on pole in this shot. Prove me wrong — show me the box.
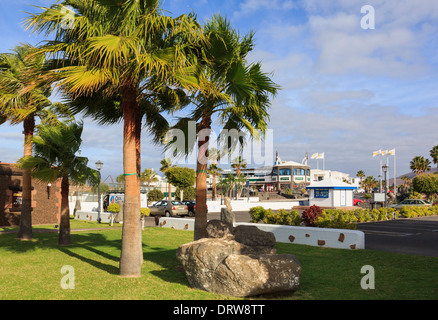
[388,149,395,155]
[372,149,382,157]
[311,153,318,159]
[317,153,324,159]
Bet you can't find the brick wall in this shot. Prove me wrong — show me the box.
[0,163,61,227]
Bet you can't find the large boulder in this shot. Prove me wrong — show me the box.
[176,220,302,297]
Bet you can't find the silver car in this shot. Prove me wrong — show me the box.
[390,199,432,210]
[149,200,188,217]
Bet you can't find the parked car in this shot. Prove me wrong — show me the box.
[148,200,188,217]
[181,200,208,217]
[353,198,364,206]
[390,199,432,210]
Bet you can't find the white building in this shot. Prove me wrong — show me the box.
[310,169,359,188]
[306,178,357,207]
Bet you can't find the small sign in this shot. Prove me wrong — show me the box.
[373,193,385,202]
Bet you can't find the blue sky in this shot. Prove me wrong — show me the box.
[1,0,437,182]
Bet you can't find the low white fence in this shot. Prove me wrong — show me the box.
[158,217,365,250]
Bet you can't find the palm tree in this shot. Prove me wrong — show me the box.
[410,156,431,175]
[356,170,365,189]
[165,15,279,240]
[231,156,247,177]
[18,121,98,245]
[207,164,222,200]
[141,168,158,205]
[160,158,174,201]
[362,176,378,193]
[0,44,55,240]
[26,0,203,277]
[430,145,438,171]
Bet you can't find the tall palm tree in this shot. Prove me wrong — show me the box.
[207,163,222,200]
[231,156,247,177]
[430,145,438,171]
[26,0,203,277]
[159,158,173,200]
[18,121,98,245]
[356,170,365,189]
[410,156,431,175]
[362,176,378,193]
[0,44,54,240]
[165,15,279,240]
[141,168,158,205]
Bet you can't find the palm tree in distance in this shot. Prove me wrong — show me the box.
[0,44,57,240]
[231,156,247,177]
[410,156,431,175]
[141,168,158,205]
[18,121,98,245]
[26,0,203,277]
[356,170,365,189]
[165,15,279,240]
[207,164,222,201]
[430,145,438,171]
[160,158,174,201]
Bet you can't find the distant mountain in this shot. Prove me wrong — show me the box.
[388,167,437,185]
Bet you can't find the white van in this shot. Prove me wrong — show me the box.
[103,192,148,211]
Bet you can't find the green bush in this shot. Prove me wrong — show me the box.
[262,208,302,226]
[140,207,150,217]
[315,210,357,230]
[249,206,266,223]
[148,188,164,202]
[106,203,120,213]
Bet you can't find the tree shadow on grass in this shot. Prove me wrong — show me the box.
[1,229,189,285]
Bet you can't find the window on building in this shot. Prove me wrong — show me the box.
[293,169,297,175]
[306,169,310,176]
[314,188,329,198]
[279,168,291,175]
[272,168,278,176]
[300,168,305,175]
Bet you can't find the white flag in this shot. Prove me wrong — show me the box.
[311,153,318,159]
[317,153,324,159]
[372,149,381,157]
[388,149,395,155]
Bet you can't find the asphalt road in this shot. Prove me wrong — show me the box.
[159,211,438,257]
[357,216,438,257]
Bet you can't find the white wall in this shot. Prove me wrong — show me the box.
[158,217,365,250]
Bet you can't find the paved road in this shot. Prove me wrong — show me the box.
[357,216,438,257]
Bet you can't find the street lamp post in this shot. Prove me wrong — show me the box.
[95,160,103,223]
[382,164,389,217]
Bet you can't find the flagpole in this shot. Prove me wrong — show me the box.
[394,151,397,196]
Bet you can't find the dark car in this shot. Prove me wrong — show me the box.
[181,200,208,217]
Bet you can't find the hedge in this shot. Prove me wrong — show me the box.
[248,205,438,230]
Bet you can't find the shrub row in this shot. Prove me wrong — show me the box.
[249,205,438,230]
[106,203,150,217]
[249,206,302,226]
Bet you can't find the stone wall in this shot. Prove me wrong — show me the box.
[0,163,61,226]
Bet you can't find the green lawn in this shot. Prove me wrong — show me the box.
[1,220,437,300]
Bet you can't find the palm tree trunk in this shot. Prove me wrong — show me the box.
[135,106,143,265]
[194,115,211,240]
[212,175,217,201]
[17,117,34,240]
[58,174,71,246]
[119,86,142,278]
